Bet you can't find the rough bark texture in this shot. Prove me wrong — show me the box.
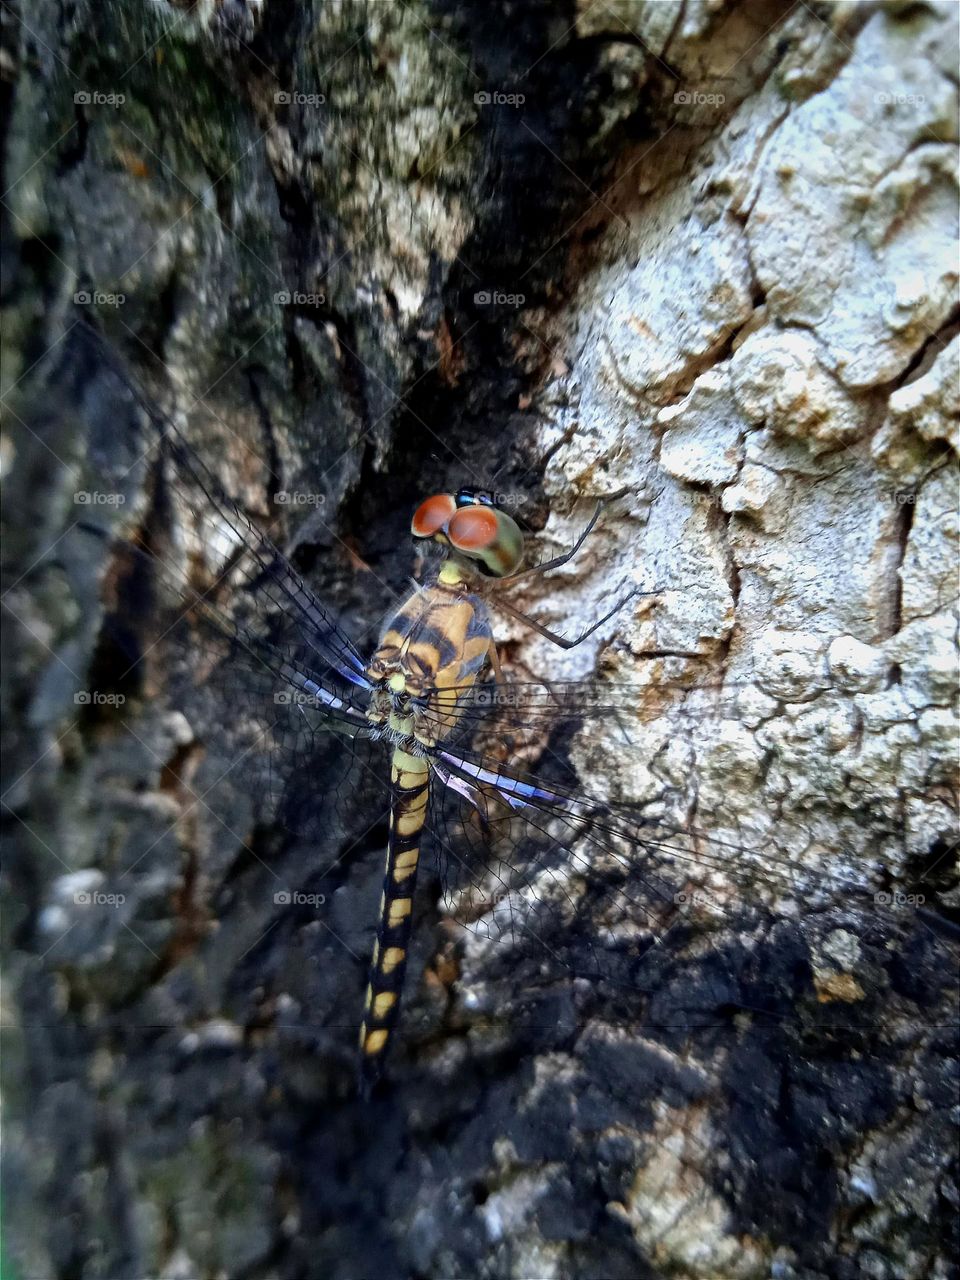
[2,2,958,1279]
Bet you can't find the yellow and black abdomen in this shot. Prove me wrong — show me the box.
[358,747,430,1091]
[359,580,494,1089]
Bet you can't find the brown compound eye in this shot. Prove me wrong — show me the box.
[447,504,499,552]
[411,493,457,538]
[447,504,523,577]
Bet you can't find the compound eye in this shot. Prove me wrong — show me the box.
[448,504,524,577]
[447,504,499,553]
[412,493,457,538]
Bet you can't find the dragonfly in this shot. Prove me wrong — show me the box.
[59,321,957,1095]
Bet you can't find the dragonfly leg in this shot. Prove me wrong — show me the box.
[494,588,646,650]
[499,500,605,583]
[486,637,505,683]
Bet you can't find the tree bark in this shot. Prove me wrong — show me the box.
[2,2,957,1278]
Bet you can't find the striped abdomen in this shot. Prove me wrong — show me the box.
[358,747,430,1090]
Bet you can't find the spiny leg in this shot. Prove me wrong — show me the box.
[499,500,604,584]
[486,636,505,683]
[494,587,649,650]
[491,494,651,648]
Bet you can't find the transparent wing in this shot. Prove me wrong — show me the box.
[71,325,956,1071]
[418,675,957,1050]
[71,329,391,1009]
[79,321,373,710]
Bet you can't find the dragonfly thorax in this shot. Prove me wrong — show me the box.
[365,582,494,747]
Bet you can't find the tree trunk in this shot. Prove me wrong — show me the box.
[2,2,957,1278]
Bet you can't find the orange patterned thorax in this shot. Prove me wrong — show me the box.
[365,583,492,746]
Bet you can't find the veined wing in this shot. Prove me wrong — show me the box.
[61,325,956,1083]
[62,328,396,1039]
[76,321,373,712]
[90,518,372,738]
[412,668,957,1063]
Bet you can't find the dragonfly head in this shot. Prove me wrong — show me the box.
[411,491,523,579]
